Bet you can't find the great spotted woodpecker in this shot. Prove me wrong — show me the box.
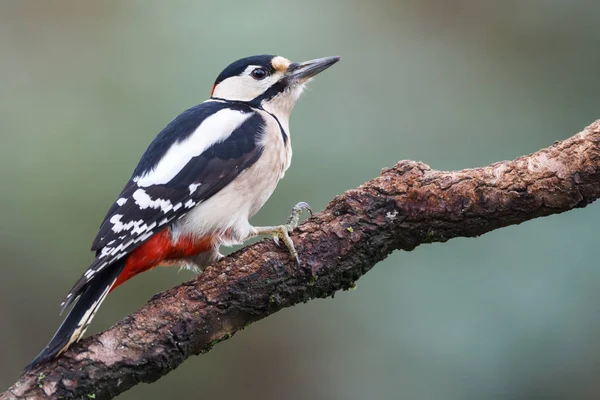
[27,54,340,369]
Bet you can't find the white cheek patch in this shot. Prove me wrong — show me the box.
[212,67,283,102]
[212,76,254,101]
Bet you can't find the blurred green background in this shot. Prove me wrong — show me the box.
[2,1,600,399]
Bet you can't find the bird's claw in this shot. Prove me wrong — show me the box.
[286,201,313,229]
[255,201,312,265]
[274,224,300,265]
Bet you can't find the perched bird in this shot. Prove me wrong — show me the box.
[27,54,340,369]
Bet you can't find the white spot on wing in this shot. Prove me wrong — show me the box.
[138,231,154,242]
[116,198,128,206]
[100,246,112,258]
[184,199,196,208]
[189,183,201,194]
[132,189,173,213]
[109,214,146,233]
[134,109,253,187]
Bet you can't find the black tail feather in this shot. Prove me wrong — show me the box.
[25,260,125,371]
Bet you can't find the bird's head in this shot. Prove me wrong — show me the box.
[211,54,340,117]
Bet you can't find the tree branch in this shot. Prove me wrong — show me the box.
[4,121,600,400]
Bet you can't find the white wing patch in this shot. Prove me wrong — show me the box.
[132,188,173,213]
[134,108,253,187]
[188,183,201,194]
[61,102,268,315]
[184,199,196,208]
[159,217,170,226]
[100,197,179,261]
[109,214,146,233]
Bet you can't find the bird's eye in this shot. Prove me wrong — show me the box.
[251,68,268,80]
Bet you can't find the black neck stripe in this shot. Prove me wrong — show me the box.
[249,79,288,106]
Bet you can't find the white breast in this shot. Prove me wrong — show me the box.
[175,110,292,246]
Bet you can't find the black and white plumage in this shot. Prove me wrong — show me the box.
[62,101,270,311]
[27,54,340,369]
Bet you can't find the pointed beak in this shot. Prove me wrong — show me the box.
[286,56,341,81]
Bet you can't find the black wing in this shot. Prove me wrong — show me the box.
[61,101,266,311]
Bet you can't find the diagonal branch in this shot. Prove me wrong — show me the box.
[3,121,600,400]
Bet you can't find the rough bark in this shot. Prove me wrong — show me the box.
[3,120,600,400]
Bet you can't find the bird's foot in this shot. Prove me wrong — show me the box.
[252,202,312,265]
